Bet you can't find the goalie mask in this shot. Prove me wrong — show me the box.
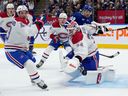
[64,20,79,36]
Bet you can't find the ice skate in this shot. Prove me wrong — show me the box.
[32,51,37,54]
[36,60,44,68]
[36,80,48,90]
[78,66,87,75]
[31,79,48,90]
[31,79,36,85]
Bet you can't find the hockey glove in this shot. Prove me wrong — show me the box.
[35,19,44,31]
[64,57,80,73]
[50,34,59,43]
[91,21,110,35]
[96,26,109,34]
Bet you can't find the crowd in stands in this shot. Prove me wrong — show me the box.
[45,0,128,23]
[0,0,40,15]
[0,0,128,23]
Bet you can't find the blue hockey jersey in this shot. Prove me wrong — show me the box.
[71,12,92,25]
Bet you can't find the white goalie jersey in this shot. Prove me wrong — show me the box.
[0,17,38,51]
[68,21,110,59]
[69,30,98,60]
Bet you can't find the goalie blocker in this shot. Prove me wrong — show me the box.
[59,51,115,84]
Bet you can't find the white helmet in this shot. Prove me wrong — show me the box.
[16,5,28,13]
[6,3,14,9]
[59,13,67,19]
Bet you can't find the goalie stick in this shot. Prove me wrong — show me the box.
[91,21,127,32]
[106,26,128,32]
[99,51,120,58]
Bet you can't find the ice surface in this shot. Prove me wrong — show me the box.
[0,48,128,96]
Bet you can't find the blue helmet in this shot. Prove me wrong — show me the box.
[82,5,93,12]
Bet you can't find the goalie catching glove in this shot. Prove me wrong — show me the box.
[90,21,110,35]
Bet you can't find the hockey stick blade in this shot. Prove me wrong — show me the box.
[106,27,128,32]
[99,51,120,58]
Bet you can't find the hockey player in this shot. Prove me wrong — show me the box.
[36,13,73,68]
[0,3,16,42]
[60,20,99,73]
[15,5,30,23]
[0,8,47,90]
[71,4,93,25]
[16,5,36,54]
[71,4,109,35]
[59,21,115,84]
[0,3,15,17]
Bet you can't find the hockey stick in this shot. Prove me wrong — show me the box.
[0,32,7,34]
[93,26,128,36]
[91,21,127,32]
[99,51,120,58]
[106,26,128,32]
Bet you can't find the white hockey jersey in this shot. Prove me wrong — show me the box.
[69,31,98,60]
[49,20,69,42]
[0,17,38,51]
[27,14,33,25]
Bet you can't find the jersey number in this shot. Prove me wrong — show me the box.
[6,21,16,40]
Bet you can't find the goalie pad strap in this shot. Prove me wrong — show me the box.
[75,55,82,62]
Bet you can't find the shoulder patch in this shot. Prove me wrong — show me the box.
[71,31,83,44]
[15,17,29,25]
[52,20,60,28]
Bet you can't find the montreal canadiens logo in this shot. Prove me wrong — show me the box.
[58,33,68,39]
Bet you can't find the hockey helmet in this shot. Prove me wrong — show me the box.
[82,5,93,12]
[6,3,14,9]
[16,5,28,13]
[59,13,67,19]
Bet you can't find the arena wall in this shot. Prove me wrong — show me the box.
[0,25,128,49]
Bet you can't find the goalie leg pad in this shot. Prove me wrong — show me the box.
[62,69,81,82]
[59,50,68,71]
[104,68,115,82]
[83,66,115,84]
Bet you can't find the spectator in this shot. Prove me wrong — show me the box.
[73,2,81,12]
[65,4,73,16]
[27,0,35,15]
[102,0,110,9]
[115,0,122,9]
[85,0,93,6]
[94,0,103,10]
[108,1,115,9]
[42,0,128,24]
